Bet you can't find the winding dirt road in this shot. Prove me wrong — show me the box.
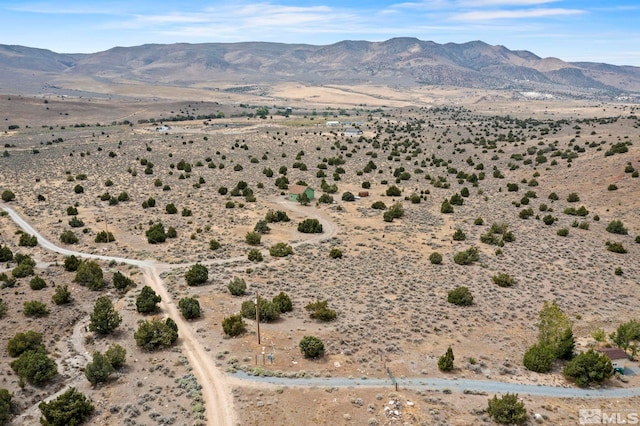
[3,199,639,426]
[0,200,337,426]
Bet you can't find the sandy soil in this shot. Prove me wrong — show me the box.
[0,89,639,425]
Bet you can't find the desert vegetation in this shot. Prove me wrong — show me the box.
[0,88,638,425]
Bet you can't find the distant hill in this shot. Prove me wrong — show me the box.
[1,38,639,99]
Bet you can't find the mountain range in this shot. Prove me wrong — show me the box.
[1,38,639,99]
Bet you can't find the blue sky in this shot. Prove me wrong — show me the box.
[1,0,639,66]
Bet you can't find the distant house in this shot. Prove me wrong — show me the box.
[344,127,363,136]
[288,185,314,202]
[596,347,628,373]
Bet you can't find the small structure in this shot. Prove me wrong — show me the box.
[288,185,314,202]
[596,347,628,374]
[326,121,339,126]
[358,191,369,197]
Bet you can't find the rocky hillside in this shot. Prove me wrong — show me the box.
[1,38,639,98]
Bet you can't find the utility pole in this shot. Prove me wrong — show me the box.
[255,291,261,345]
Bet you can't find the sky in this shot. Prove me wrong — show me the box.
[1,0,639,66]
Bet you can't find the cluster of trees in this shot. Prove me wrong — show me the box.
[523,301,575,373]
[7,331,57,385]
[85,344,126,385]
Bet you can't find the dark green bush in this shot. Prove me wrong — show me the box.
[222,315,246,337]
[447,286,473,306]
[269,242,293,257]
[438,346,454,372]
[563,349,613,387]
[23,300,49,317]
[178,297,201,319]
[492,273,515,287]
[298,218,323,233]
[453,247,479,265]
[39,387,94,426]
[10,350,57,385]
[429,252,443,265]
[299,336,325,358]
[134,318,178,351]
[272,292,293,313]
[606,220,628,235]
[523,342,555,373]
[329,248,343,259]
[136,285,161,313]
[7,331,43,357]
[185,263,208,286]
[227,277,247,296]
[487,393,527,425]
[305,300,336,321]
[74,261,104,290]
[606,241,627,253]
[29,276,46,290]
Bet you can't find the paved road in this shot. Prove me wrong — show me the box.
[232,371,640,398]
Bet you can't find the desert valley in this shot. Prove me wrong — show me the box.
[0,39,639,425]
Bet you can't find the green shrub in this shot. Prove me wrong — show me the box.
[299,336,324,358]
[371,201,386,210]
[606,241,627,253]
[146,222,166,244]
[386,185,401,196]
[606,220,628,235]
[29,276,47,290]
[474,217,484,225]
[209,239,221,250]
[60,230,79,244]
[134,318,178,351]
[240,298,280,322]
[447,286,473,306]
[557,228,569,237]
[429,252,443,265]
[270,242,293,257]
[227,277,247,296]
[1,190,15,202]
[113,271,135,292]
[453,247,479,265]
[566,192,580,202]
[272,292,293,313]
[329,248,343,259]
[165,203,178,214]
[18,233,37,247]
[0,388,11,425]
[222,315,246,337]
[318,194,334,204]
[542,215,557,226]
[247,249,263,262]
[104,344,126,370]
[487,393,527,425]
[245,231,261,245]
[438,346,454,372]
[452,228,466,241]
[52,285,73,305]
[0,245,13,262]
[254,220,270,234]
[265,210,290,223]
[305,300,336,321]
[178,297,201,319]
[136,285,161,313]
[89,296,122,334]
[341,191,355,201]
[185,263,208,286]
[523,342,555,373]
[74,261,104,290]
[85,351,114,385]
[440,199,454,214]
[492,273,515,287]
[94,231,115,243]
[7,331,43,357]
[298,218,323,233]
[10,350,57,385]
[23,300,49,317]
[39,387,94,426]
[563,349,613,387]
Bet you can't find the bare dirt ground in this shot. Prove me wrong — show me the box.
[0,86,639,425]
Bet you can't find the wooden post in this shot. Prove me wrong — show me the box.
[256,291,261,345]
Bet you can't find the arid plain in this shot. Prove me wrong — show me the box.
[1,83,639,426]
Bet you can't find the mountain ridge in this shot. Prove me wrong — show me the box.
[1,38,639,99]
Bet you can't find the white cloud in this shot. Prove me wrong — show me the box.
[452,8,584,21]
